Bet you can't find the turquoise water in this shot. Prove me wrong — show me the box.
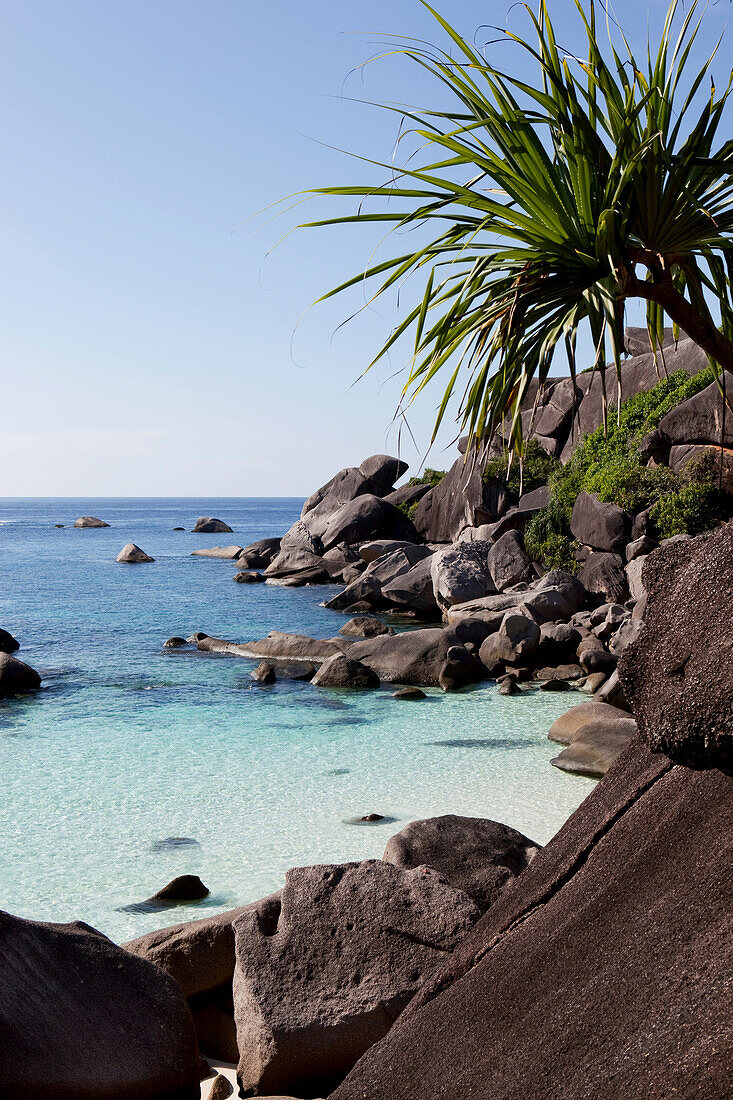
[0,499,595,942]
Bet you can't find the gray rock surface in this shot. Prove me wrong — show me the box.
[311,654,380,689]
[550,717,638,777]
[0,628,20,653]
[547,701,631,745]
[339,616,394,638]
[430,542,494,612]
[191,546,243,559]
[383,815,540,911]
[117,542,155,563]
[578,552,629,603]
[487,530,533,590]
[232,861,480,1098]
[479,614,540,669]
[571,492,631,553]
[347,628,480,687]
[2,910,200,1099]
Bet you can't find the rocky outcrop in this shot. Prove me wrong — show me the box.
[232,861,480,1098]
[321,495,417,549]
[382,816,540,912]
[653,374,733,454]
[412,453,511,542]
[237,538,282,569]
[2,910,200,1099]
[479,614,540,669]
[578,551,629,603]
[487,530,533,590]
[620,523,733,770]
[0,653,42,697]
[669,443,733,494]
[550,717,637,777]
[198,632,343,663]
[193,517,233,534]
[191,546,243,559]
[117,542,155,563]
[73,516,109,528]
[330,739,732,1100]
[301,455,408,525]
[346,629,481,688]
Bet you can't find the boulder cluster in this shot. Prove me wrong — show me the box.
[122,815,538,1098]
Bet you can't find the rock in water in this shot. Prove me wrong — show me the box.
[122,875,210,913]
[383,815,540,912]
[116,542,155,563]
[620,523,733,770]
[0,653,41,698]
[311,654,380,689]
[232,861,480,1097]
[163,637,187,648]
[392,687,426,700]
[551,717,638,777]
[339,616,394,638]
[191,545,243,559]
[251,661,276,684]
[0,628,20,653]
[73,516,109,528]
[193,517,233,534]
[0,909,200,1098]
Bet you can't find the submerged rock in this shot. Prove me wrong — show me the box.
[551,717,637,777]
[163,637,187,648]
[122,875,210,913]
[251,661,276,684]
[392,687,426,700]
[116,542,155,563]
[191,546,243,559]
[234,570,266,583]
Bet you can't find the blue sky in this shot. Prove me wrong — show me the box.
[1,0,730,495]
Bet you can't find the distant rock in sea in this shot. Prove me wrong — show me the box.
[74,516,109,528]
[193,517,233,534]
[191,545,243,559]
[116,543,154,563]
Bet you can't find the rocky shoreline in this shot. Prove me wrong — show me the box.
[0,329,730,1097]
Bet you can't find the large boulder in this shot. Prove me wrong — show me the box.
[117,542,155,563]
[430,542,494,613]
[623,325,674,357]
[232,861,480,1098]
[381,556,439,616]
[620,524,733,770]
[339,616,393,639]
[412,454,511,543]
[447,570,584,627]
[383,816,541,912]
[578,551,629,604]
[237,538,282,569]
[325,546,432,613]
[570,492,631,553]
[321,495,416,549]
[73,516,109,528]
[191,545,244,560]
[359,454,409,488]
[655,374,733,452]
[0,653,41,698]
[668,443,733,494]
[383,483,430,509]
[479,614,540,669]
[330,739,732,1100]
[311,654,380,689]
[487,530,533,591]
[347,629,481,688]
[193,517,233,534]
[198,632,343,663]
[557,338,707,460]
[547,701,630,745]
[2,910,200,1099]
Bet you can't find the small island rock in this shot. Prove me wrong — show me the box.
[193,517,233,534]
[0,653,42,697]
[74,516,109,528]
[116,542,155,563]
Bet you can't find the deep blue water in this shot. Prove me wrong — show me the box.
[0,498,594,941]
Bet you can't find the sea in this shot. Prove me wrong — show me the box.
[0,498,595,942]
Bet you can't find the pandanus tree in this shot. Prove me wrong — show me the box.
[304,0,733,456]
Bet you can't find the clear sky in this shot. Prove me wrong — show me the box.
[1,0,729,496]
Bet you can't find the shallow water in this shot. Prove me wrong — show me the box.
[0,498,595,941]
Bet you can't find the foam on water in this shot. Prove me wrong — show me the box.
[0,498,595,941]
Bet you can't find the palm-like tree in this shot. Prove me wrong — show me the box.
[304,0,733,454]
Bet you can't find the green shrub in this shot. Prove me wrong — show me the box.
[525,364,725,550]
[649,482,727,539]
[484,439,560,495]
[407,467,445,489]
